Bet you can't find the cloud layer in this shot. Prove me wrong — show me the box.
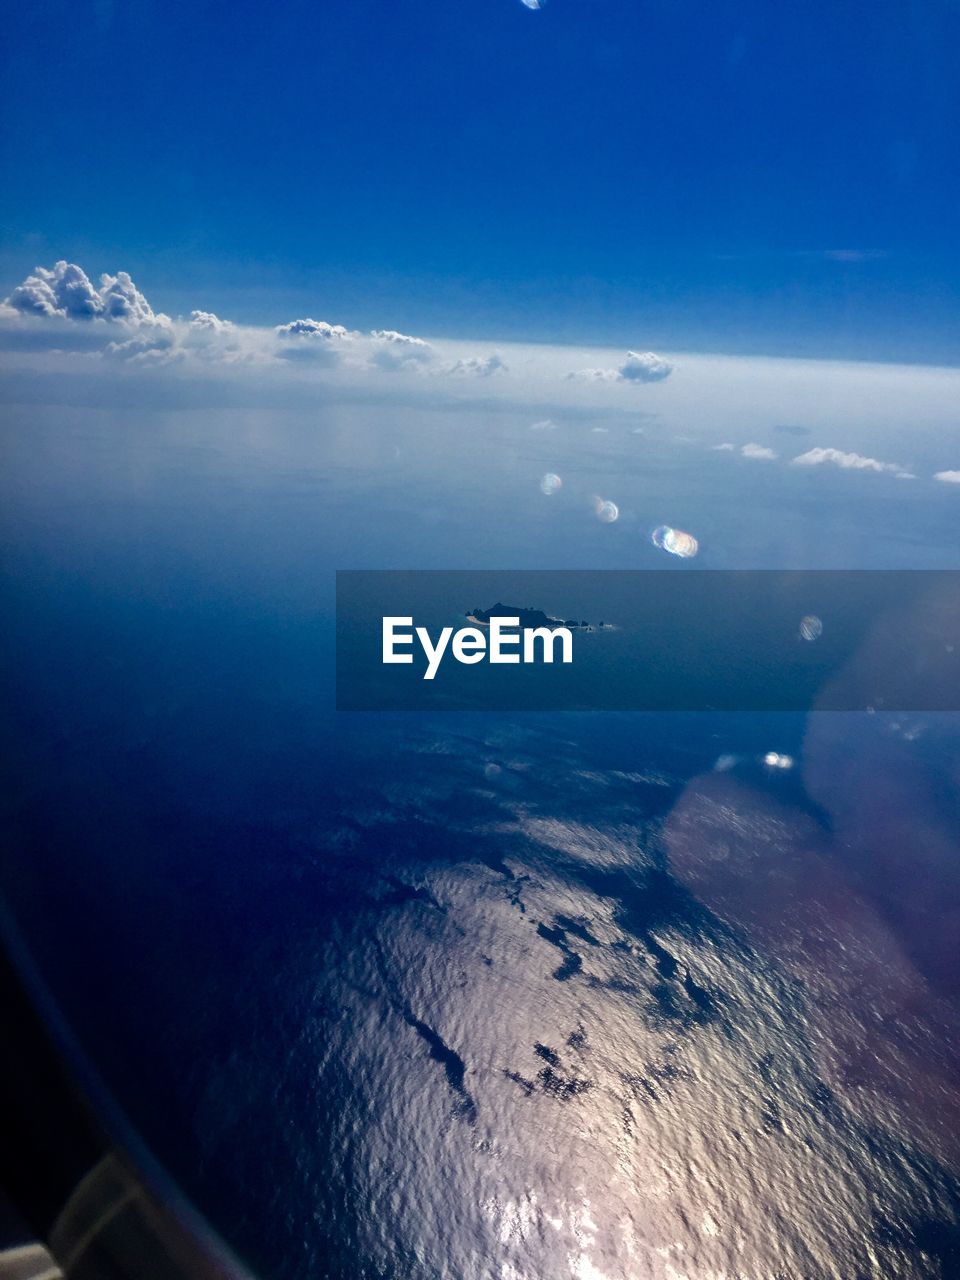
[2,263,679,393]
[2,260,959,493]
[0,262,450,375]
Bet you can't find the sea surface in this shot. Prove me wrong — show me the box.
[2,391,960,1278]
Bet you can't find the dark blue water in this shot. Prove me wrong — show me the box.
[2,397,960,1278]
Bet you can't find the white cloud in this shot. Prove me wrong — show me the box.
[189,310,235,333]
[791,446,912,478]
[3,260,958,451]
[103,327,180,364]
[0,262,439,377]
[566,350,673,384]
[444,353,507,377]
[4,260,103,319]
[0,264,447,377]
[619,350,673,382]
[98,270,159,324]
[0,263,267,372]
[270,319,438,373]
[712,442,735,451]
[368,329,433,371]
[529,418,558,430]
[934,470,960,484]
[273,316,357,366]
[369,329,429,348]
[741,442,777,460]
[174,310,249,365]
[2,260,167,327]
[101,308,251,366]
[274,318,353,340]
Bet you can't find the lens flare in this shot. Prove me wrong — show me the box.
[540,472,562,495]
[763,752,794,769]
[799,615,823,641]
[593,497,619,523]
[652,525,698,558]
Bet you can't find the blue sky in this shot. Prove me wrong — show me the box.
[1,0,958,359]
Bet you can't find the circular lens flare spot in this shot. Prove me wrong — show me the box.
[593,497,619,523]
[763,752,794,770]
[799,615,823,641]
[540,472,562,495]
[652,525,698,558]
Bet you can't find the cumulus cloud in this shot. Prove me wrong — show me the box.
[567,350,673,384]
[0,261,437,377]
[934,470,960,484]
[275,318,354,340]
[444,353,507,377]
[2,260,167,327]
[4,260,103,319]
[791,446,913,478]
[100,307,247,366]
[368,329,433,371]
[712,442,735,451]
[99,271,158,324]
[0,262,257,367]
[1,279,957,449]
[273,316,357,365]
[103,328,180,364]
[370,328,429,348]
[189,310,235,333]
[168,309,248,365]
[619,350,673,382]
[741,442,777,460]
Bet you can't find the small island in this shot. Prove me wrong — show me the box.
[466,603,594,631]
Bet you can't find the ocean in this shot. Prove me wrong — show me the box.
[2,389,959,1278]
